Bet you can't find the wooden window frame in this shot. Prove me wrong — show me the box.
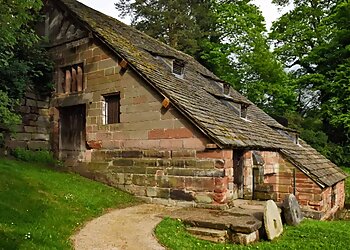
[60,63,84,94]
[103,92,121,124]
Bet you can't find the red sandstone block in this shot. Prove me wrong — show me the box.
[166,128,194,139]
[159,139,183,150]
[87,140,102,149]
[148,129,166,139]
[223,159,233,169]
[213,192,226,203]
[197,150,231,159]
[182,138,206,150]
[298,193,314,201]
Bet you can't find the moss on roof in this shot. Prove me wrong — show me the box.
[55,0,347,187]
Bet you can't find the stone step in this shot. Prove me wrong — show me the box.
[170,208,262,233]
[186,227,228,243]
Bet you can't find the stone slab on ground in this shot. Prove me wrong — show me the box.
[186,227,228,243]
[264,200,283,240]
[168,208,262,233]
[231,230,259,245]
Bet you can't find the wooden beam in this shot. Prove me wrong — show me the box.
[77,66,83,91]
[64,69,72,94]
[71,68,77,92]
[162,97,170,109]
[206,143,218,149]
[119,59,128,69]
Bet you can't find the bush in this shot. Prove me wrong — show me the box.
[11,148,57,165]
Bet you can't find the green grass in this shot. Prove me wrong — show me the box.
[156,168,350,249]
[0,158,138,250]
[156,218,350,250]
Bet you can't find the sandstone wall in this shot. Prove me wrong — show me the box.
[48,38,236,205]
[5,91,50,151]
[241,150,345,219]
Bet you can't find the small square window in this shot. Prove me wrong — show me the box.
[103,93,120,124]
[172,59,185,76]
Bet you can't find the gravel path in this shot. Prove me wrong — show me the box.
[72,204,175,250]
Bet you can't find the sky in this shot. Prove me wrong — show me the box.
[77,0,293,31]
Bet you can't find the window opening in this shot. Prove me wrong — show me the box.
[103,93,120,124]
[172,59,185,77]
[61,63,84,94]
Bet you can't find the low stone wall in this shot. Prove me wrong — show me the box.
[68,149,236,206]
[5,91,50,151]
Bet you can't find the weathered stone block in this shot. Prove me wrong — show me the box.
[132,174,147,186]
[172,150,196,158]
[113,158,134,166]
[231,231,259,245]
[122,166,147,175]
[195,194,213,204]
[170,189,194,201]
[32,134,49,141]
[13,133,32,141]
[168,176,186,189]
[168,168,194,176]
[143,150,171,159]
[87,162,109,171]
[28,141,49,150]
[121,150,143,158]
[196,160,215,169]
[133,159,158,167]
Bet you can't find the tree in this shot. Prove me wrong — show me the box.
[115,0,215,57]
[0,0,53,130]
[271,0,350,166]
[115,0,296,115]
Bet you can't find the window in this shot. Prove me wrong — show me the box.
[61,63,84,94]
[103,93,120,124]
[172,59,185,77]
[241,104,248,119]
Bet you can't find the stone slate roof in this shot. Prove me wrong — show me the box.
[55,0,347,187]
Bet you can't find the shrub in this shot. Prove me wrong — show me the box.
[11,148,57,165]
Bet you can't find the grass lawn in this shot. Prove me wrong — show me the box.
[0,158,138,250]
[156,218,350,250]
[156,167,350,250]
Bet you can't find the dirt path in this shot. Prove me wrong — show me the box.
[72,204,175,250]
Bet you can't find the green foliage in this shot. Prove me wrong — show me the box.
[0,91,21,130]
[201,0,296,115]
[115,0,215,56]
[155,217,350,250]
[286,111,350,166]
[0,0,43,66]
[11,148,57,165]
[0,0,54,129]
[271,0,350,166]
[115,0,297,115]
[0,158,138,249]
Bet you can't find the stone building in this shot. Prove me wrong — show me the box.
[6,0,347,220]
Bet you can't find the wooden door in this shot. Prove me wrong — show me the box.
[60,105,86,151]
[233,150,244,198]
